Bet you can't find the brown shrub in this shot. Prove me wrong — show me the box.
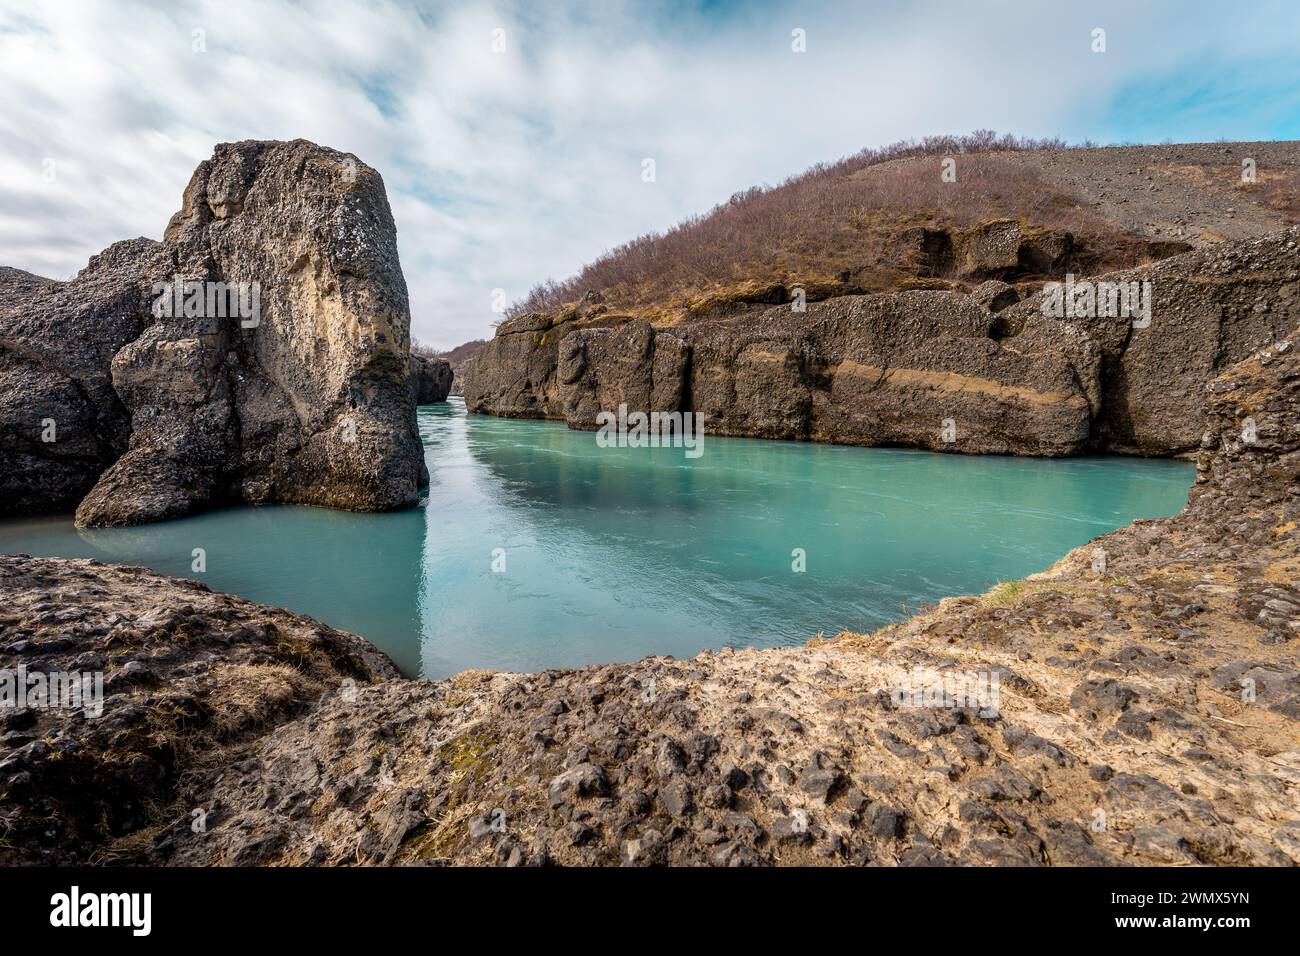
[507,131,1084,321]
[411,338,442,358]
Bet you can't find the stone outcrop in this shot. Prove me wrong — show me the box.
[1190,335,1299,512]
[953,218,1022,277]
[3,320,1296,867]
[0,556,397,866]
[0,240,170,515]
[1010,228,1300,455]
[466,228,1300,458]
[410,354,453,404]
[465,308,618,420]
[0,139,426,527]
[1018,229,1076,274]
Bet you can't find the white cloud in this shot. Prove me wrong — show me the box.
[1,0,1297,348]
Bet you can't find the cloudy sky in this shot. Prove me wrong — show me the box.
[2,0,1298,349]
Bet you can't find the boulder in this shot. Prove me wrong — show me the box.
[1,139,427,526]
[0,240,170,515]
[1018,230,1075,274]
[411,354,453,404]
[953,219,1022,277]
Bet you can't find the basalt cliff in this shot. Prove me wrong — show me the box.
[0,139,427,527]
[2,312,1296,866]
[467,229,1299,457]
[466,141,1300,458]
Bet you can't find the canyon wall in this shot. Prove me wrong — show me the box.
[466,228,1300,457]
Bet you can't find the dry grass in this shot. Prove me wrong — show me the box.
[1236,168,1300,221]
[505,131,1153,324]
[204,662,308,740]
[979,578,1089,608]
[440,338,488,363]
[1164,160,1300,222]
[404,729,501,861]
[980,580,1030,608]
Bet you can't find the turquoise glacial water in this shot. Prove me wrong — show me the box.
[0,397,1194,678]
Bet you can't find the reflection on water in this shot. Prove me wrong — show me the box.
[0,398,1194,678]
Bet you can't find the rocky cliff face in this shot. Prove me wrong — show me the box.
[1190,332,1299,512]
[4,319,1295,867]
[467,228,1299,457]
[0,140,426,526]
[1007,228,1300,455]
[440,338,487,395]
[551,294,1098,455]
[410,354,453,404]
[0,240,170,515]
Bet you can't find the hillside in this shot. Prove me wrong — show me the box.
[506,136,1300,327]
[465,137,1300,459]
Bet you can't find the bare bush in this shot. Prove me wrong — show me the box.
[507,131,1077,319]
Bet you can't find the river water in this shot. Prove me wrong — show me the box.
[0,397,1194,678]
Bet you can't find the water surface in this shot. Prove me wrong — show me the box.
[0,398,1194,678]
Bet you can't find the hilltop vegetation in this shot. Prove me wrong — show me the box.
[505,133,1300,327]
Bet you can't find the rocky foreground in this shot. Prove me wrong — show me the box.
[0,558,397,865]
[2,323,1296,866]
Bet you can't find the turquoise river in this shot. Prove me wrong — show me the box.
[0,398,1195,678]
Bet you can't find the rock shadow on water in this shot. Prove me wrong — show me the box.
[73,502,429,677]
